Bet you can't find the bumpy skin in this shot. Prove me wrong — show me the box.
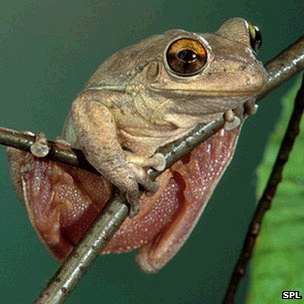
[7,127,239,272]
[8,18,267,272]
[62,18,267,216]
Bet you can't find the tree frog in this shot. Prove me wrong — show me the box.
[8,18,267,273]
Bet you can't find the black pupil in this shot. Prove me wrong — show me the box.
[249,25,262,52]
[255,29,262,46]
[177,49,197,62]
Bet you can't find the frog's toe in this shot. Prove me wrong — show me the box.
[125,164,160,217]
[132,165,160,194]
[224,116,241,131]
[224,110,241,131]
[126,191,140,218]
[122,178,140,218]
[223,109,235,123]
[151,153,166,171]
[244,100,258,115]
[126,178,159,218]
[30,132,50,158]
[223,109,241,130]
[124,151,166,171]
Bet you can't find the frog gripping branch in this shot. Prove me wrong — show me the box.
[7,18,267,273]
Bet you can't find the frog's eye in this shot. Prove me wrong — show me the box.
[166,38,207,76]
[248,22,262,53]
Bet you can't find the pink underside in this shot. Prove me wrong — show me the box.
[9,127,240,271]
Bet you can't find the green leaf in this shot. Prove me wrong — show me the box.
[247,76,304,304]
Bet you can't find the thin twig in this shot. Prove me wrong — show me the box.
[223,74,304,304]
[0,36,303,304]
[0,128,98,173]
[258,36,304,100]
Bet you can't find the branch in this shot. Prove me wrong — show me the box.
[223,73,304,304]
[258,35,304,99]
[0,36,303,304]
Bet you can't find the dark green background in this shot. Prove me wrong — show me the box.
[0,0,303,303]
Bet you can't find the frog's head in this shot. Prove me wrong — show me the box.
[145,18,267,95]
[86,18,267,119]
[135,18,268,117]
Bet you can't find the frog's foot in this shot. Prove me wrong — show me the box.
[223,109,241,131]
[120,151,166,217]
[244,99,258,116]
[125,164,160,218]
[124,151,166,171]
[223,98,258,131]
[30,132,50,157]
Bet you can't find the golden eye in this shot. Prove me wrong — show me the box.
[248,22,262,53]
[166,38,207,76]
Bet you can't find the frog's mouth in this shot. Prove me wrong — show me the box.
[150,87,263,97]
[148,83,265,102]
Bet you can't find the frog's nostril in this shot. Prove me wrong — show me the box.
[146,62,160,82]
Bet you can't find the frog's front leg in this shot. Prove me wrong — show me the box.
[71,95,162,217]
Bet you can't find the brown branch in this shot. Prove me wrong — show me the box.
[0,129,98,173]
[223,74,304,304]
[0,119,223,176]
[0,36,303,304]
[258,35,304,100]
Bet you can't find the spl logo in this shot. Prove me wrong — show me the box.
[282,291,303,299]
